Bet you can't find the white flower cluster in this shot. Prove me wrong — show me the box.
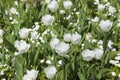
[63,32,82,45]
[81,48,103,61]
[23,69,39,80]
[109,53,120,68]
[50,38,70,56]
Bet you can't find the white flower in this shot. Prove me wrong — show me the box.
[26,69,39,80]
[93,48,104,60]
[31,31,39,40]
[71,33,81,45]
[11,19,18,24]
[94,0,99,5]
[86,33,92,40]
[91,16,99,22]
[2,78,6,80]
[19,28,31,39]
[0,29,4,37]
[81,49,95,61]
[109,60,119,65]
[47,0,58,12]
[108,40,113,49]
[58,60,62,65]
[45,0,51,4]
[108,6,116,14]
[99,20,112,32]
[14,40,30,53]
[111,72,116,76]
[98,4,105,12]
[46,60,52,64]
[44,66,57,79]
[50,38,59,49]
[115,56,120,60]
[23,74,32,80]
[63,33,71,42]
[14,1,18,5]
[23,69,39,80]
[10,7,17,14]
[59,10,65,14]
[55,41,70,56]
[63,1,73,9]
[41,14,55,26]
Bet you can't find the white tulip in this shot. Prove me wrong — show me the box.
[14,40,30,53]
[63,1,73,9]
[55,42,70,56]
[50,38,59,49]
[19,28,31,39]
[63,33,71,42]
[93,48,104,60]
[23,69,38,80]
[41,14,54,26]
[98,4,105,12]
[71,33,81,45]
[99,20,112,32]
[31,31,39,40]
[44,66,57,79]
[81,49,95,61]
[27,69,39,80]
[10,7,17,14]
[47,0,58,12]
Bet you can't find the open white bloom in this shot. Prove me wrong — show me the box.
[81,49,95,61]
[71,33,81,45]
[27,69,39,80]
[23,69,39,80]
[98,4,105,12]
[99,20,112,32]
[44,66,57,79]
[47,0,58,12]
[41,14,55,26]
[14,40,30,53]
[10,7,17,14]
[19,28,31,39]
[63,33,71,42]
[108,6,116,14]
[93,48,104,60]
[31,31,39,40]
[50,38,59,49]
[55,41,70,56]
[63,1,73,9]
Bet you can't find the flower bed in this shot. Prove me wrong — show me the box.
[0,0,120,80]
